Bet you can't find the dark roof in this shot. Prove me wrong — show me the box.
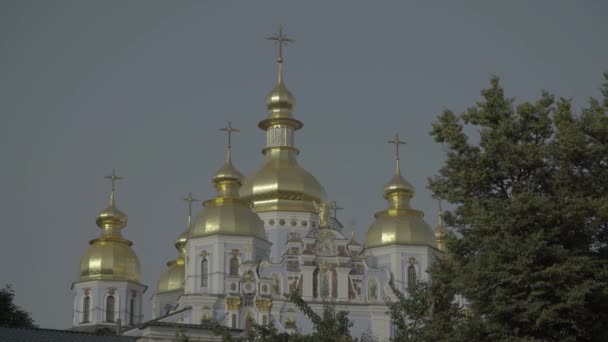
[0,326,136,342]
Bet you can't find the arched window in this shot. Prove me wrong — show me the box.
[230,257,239,276]
[231,313,237,329]
[201,259,209,287]
[129,297,135,325]
[106,295,115,322]
[408,265,417,289]
[83,296,90,322]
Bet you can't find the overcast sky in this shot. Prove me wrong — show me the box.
[1,0,606,329]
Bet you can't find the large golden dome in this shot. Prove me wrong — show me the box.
[156,258,185,293]
[79,185,141,282]
[189,144,267,240]
[365,141,437,249]
[241,47,325,213]
[240,149,326,213]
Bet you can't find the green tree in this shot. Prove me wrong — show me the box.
[426,74,608,341]
[0,285,35,328]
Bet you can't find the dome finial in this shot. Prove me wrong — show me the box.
[219,121,240,165]
[104,168,122,207]
[388,133,407,176]
[213,121,245,197]
[267,25,295,83]
[383,134,415,206]
[183,192,200,231]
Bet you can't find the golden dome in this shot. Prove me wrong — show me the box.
[156,258,185,293]
[364,138,437,249]
[365,212,437,249]
[189,198,266,240]
[189,137,267,241]
[383,172,415,196]
[266,77,295,119]
[244,33,325,213]
[79,238,141,282]
[240,149,326,213]
[79,173,141,283]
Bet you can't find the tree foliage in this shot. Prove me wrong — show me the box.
[426,73,608,341]
[0,285,35,328]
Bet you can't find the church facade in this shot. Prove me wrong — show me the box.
[71,29,447,341]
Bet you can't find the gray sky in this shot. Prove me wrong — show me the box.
[1,0,606,329]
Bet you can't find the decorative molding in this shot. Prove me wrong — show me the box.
[255,298,273,312]
[225,297,242,311]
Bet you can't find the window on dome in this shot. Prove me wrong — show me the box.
[201,259,209,287]
[106,295,115,322]
[82,296,90,322]
[408,265,417,289]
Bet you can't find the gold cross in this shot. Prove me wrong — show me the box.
[219,121,240,149]
[267,26,294,63]
[104,169,122,192]
[183,192,200,219]
[388,133,407,162]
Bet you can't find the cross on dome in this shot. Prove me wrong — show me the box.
[267,25,295,63]
[183,192,199,219]
[104,169,123,206]
[388,133,407,174]
[219,121,240,149]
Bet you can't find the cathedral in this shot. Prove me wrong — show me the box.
[70,29,447,341]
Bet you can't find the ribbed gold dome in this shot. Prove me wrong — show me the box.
[189,198,266,240]
[79,177,141,283]
[156,258,185,293]
[240,149,326,213]
[79,239,141,282]
[364,145,437,249]
[365,212,437,249]
[189,142,267,241]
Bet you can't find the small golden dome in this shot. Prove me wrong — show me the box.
[213,150,245,184]
[383,173,415,197]
[189,138,267,241]
[156,258,185,293]
[266,80,295,118]
[240,149,326,213]
[364,137,437,249]
[79,172,141,283]
[96,203,128,229]
[189,198,266,240]
[365,212,437,249]
[79,238,141,282]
